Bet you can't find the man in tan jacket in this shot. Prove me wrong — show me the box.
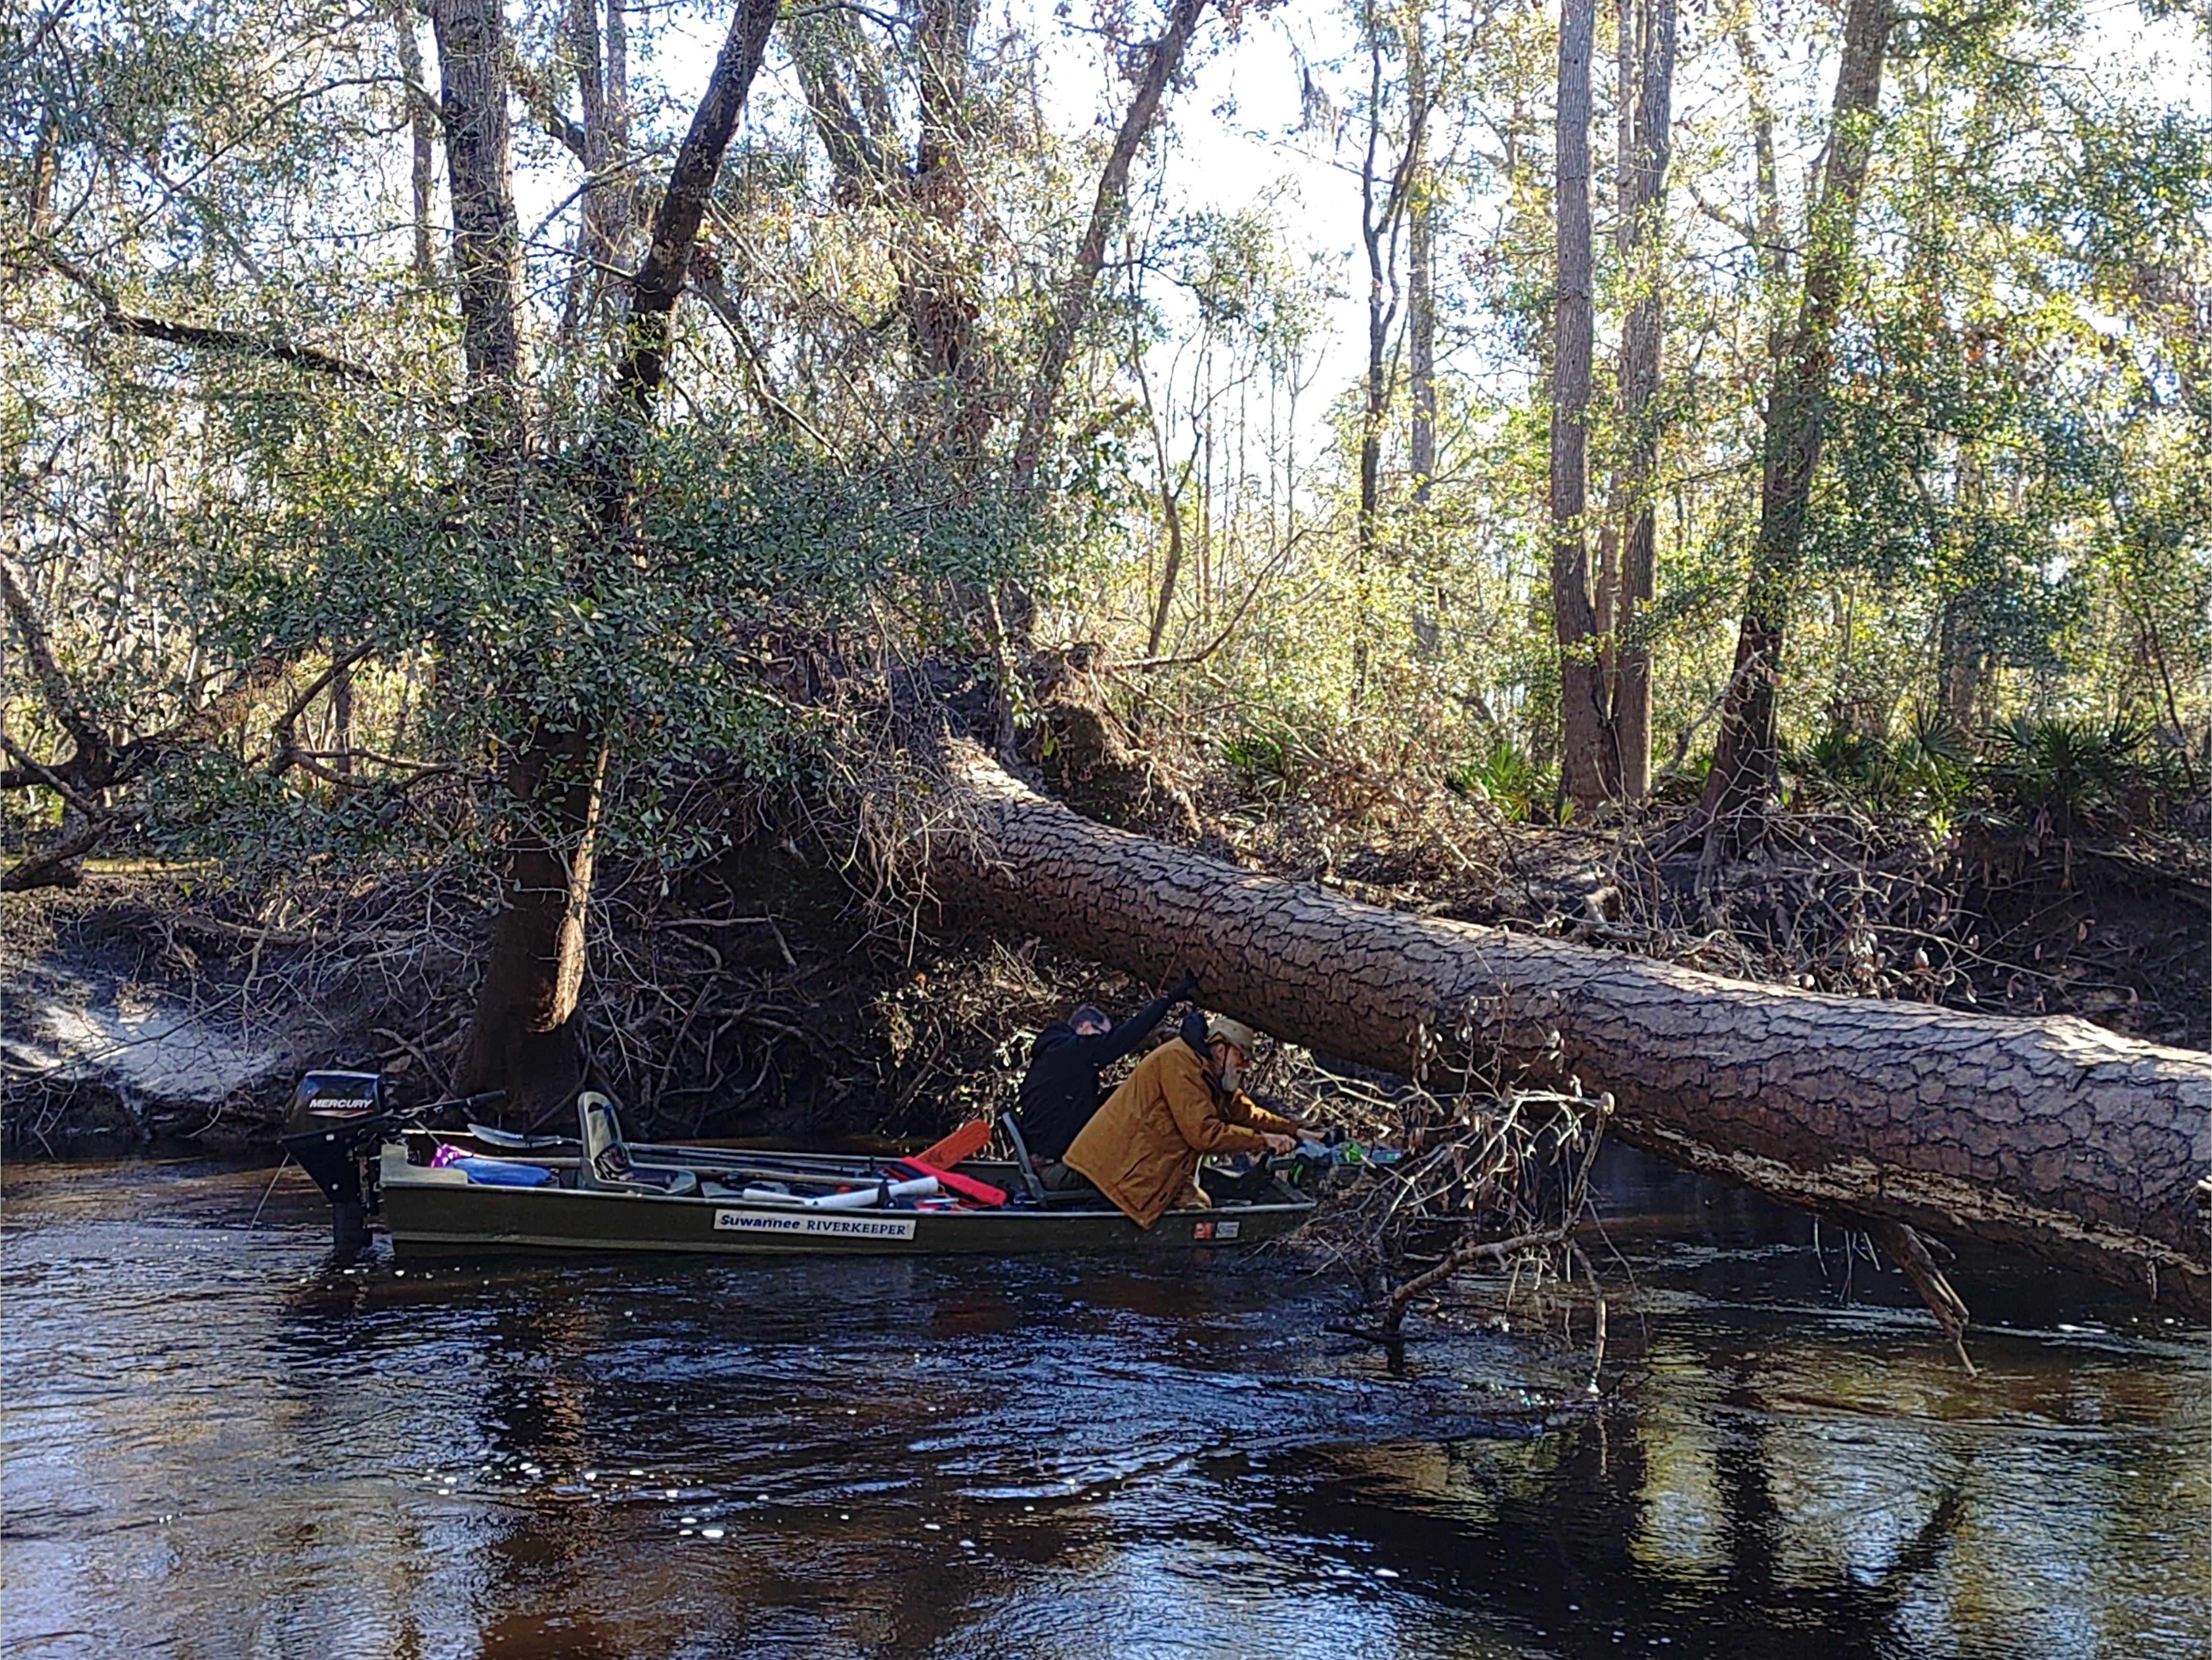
[1060,1014,1305,1228]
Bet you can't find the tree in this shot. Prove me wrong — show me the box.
[447,0,783,1116]
[783,0,992,463]
[1011,0,1215,488]
[1697,0,1898,847]
[1406,15,1437,503]
[1606,0,1676,799]
[1550,0,1612,810]
[1347,0,1434,704]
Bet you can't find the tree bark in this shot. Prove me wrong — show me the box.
[450,722,609,1107]
[1406,14,1435,505]
[1348,0,1433,706]
[1611,0,1676,800]
[928,742,2211,1304]
[615,0,779,408]
[909,0,988,461]
[1552,0,1614,812]
[1353,19,1391,706]
[1938,593,1986,732]
[558,0,620,335]
[330,657,354,778]
[1699,0,1894,843]
[428,0,524,429]
[1011,0,1210,488]
[393,4,437,284]
[1132,312,1192,657]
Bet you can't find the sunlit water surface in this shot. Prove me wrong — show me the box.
[2,1148,2204,1660]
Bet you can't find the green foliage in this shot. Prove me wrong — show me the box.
[4,0,2206,913]
[1781,710,2187,849]
[1446,741,1545,824]
[1974,716,2183,840]
[1783,715,1973,814]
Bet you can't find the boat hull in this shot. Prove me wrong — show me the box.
[378,1148,1314,1259]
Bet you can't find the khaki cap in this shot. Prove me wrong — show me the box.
[1205,1014,1260,1053]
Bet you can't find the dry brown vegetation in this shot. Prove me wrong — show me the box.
[9,674,2199,1166]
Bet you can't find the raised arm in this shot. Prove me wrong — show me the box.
[1079,971,1195,1068]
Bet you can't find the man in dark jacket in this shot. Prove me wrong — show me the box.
[1011,971,1196,1161]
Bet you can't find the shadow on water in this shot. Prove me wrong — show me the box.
[1,1148,2204,1660]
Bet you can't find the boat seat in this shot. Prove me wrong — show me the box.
[997,1114,1112,1208]
[577,1093,701,1197]
[998,1113,1050,1203]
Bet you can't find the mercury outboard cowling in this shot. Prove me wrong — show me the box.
[280,1071,387,1254]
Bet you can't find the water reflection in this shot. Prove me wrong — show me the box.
[1,1153,2203,1659]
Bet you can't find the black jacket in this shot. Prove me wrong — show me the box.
[1011,989,1179,1160]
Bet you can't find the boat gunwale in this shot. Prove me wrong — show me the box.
[375,1143,1318,1257]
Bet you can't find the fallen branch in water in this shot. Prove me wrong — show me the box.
[1270,1058,1615,1381]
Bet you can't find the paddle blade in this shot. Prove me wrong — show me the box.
[914,1118,991,1170]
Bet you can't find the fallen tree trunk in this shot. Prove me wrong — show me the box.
[931,744,2210,1305]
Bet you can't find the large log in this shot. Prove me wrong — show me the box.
[933,745,2211,1304]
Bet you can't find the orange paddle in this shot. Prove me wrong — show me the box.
[912,1118,991,1170]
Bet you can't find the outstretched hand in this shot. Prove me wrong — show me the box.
[1168,968,1199,1002]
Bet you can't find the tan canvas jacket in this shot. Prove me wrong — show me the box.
[1062,1039,1300,1228]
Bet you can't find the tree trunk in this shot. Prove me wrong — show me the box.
[909,0,989,463]
[928,742,2211,1304]
[1935,449,1988,731]
[1406,15,1435,505]
[1552,0,1614,812]
[1699,0,1895,843]
[559,0,621,335]
[1612,0,1676,801]
[330,657,354,778]
[1011,0,1210,488]
[1128,295,1191,658]
[1736,22,1783,286]
[1349,0,1430,708]
[615,0,780,408]
[450,724,609,1112]
[787,0,989,463]
[428,0,524,429]
[393,5,437,284]
[450,0,781,1118]
[1938,592,1986,732]
[1146,491,1187,658]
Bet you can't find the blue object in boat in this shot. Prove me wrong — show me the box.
[452,1157,555,1188]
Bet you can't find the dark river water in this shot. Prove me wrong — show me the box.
[2,1147,2204,1660]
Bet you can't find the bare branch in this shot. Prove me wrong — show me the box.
[41,251,378,381]
[1,814,115,891]
[1012,0,1212,486]
[266,644,377,776]
[505,42,590,163]
[0,548,106,757]
[0,732,103,815]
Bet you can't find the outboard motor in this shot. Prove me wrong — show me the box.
[280,1071,389,1254]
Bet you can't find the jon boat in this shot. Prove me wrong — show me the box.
[279,1071,1318,1259]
